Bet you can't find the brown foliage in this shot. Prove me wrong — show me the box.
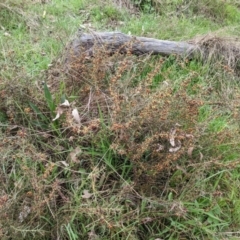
[59,45,203,194]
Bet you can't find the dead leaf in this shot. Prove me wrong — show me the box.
[52,99,71,121]
[60,100,70,107]
[72,108,81,124]
[199,152,203,161]
[68,136,74,142]
[169,146,181,153]
[169,128,176,147]
[4,32,11,37]
[187,147,194,157]
[69,146,82,163]
[185,134,194,138]
[42,10,46,18]
[156,144,164,152]
[52,106,64,121]
[141,217,153,223]
[19,205,31,223]
[163,81,169,86]
[59,161,69,167]
[169,140,181,153]
[82,189,93,199]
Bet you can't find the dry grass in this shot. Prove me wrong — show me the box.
[189,34,240,74]
[1,29,240,240]
[1,0,240,239]
[47,42,204,197]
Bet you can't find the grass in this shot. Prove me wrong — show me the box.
[1,0,240,239]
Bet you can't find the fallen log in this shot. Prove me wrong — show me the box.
[65,31,198,65]
[64,31,240,75]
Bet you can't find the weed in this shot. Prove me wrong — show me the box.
[1,0,240,239]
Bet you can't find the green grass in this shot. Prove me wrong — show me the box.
[1,0,240,239]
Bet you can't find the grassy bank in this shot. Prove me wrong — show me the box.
[1,0,240,239]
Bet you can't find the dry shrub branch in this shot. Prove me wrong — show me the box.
[59,42,204,194]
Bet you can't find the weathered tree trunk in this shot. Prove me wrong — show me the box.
[65,31,198,65]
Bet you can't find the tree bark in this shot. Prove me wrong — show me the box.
[65,31,198,64]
